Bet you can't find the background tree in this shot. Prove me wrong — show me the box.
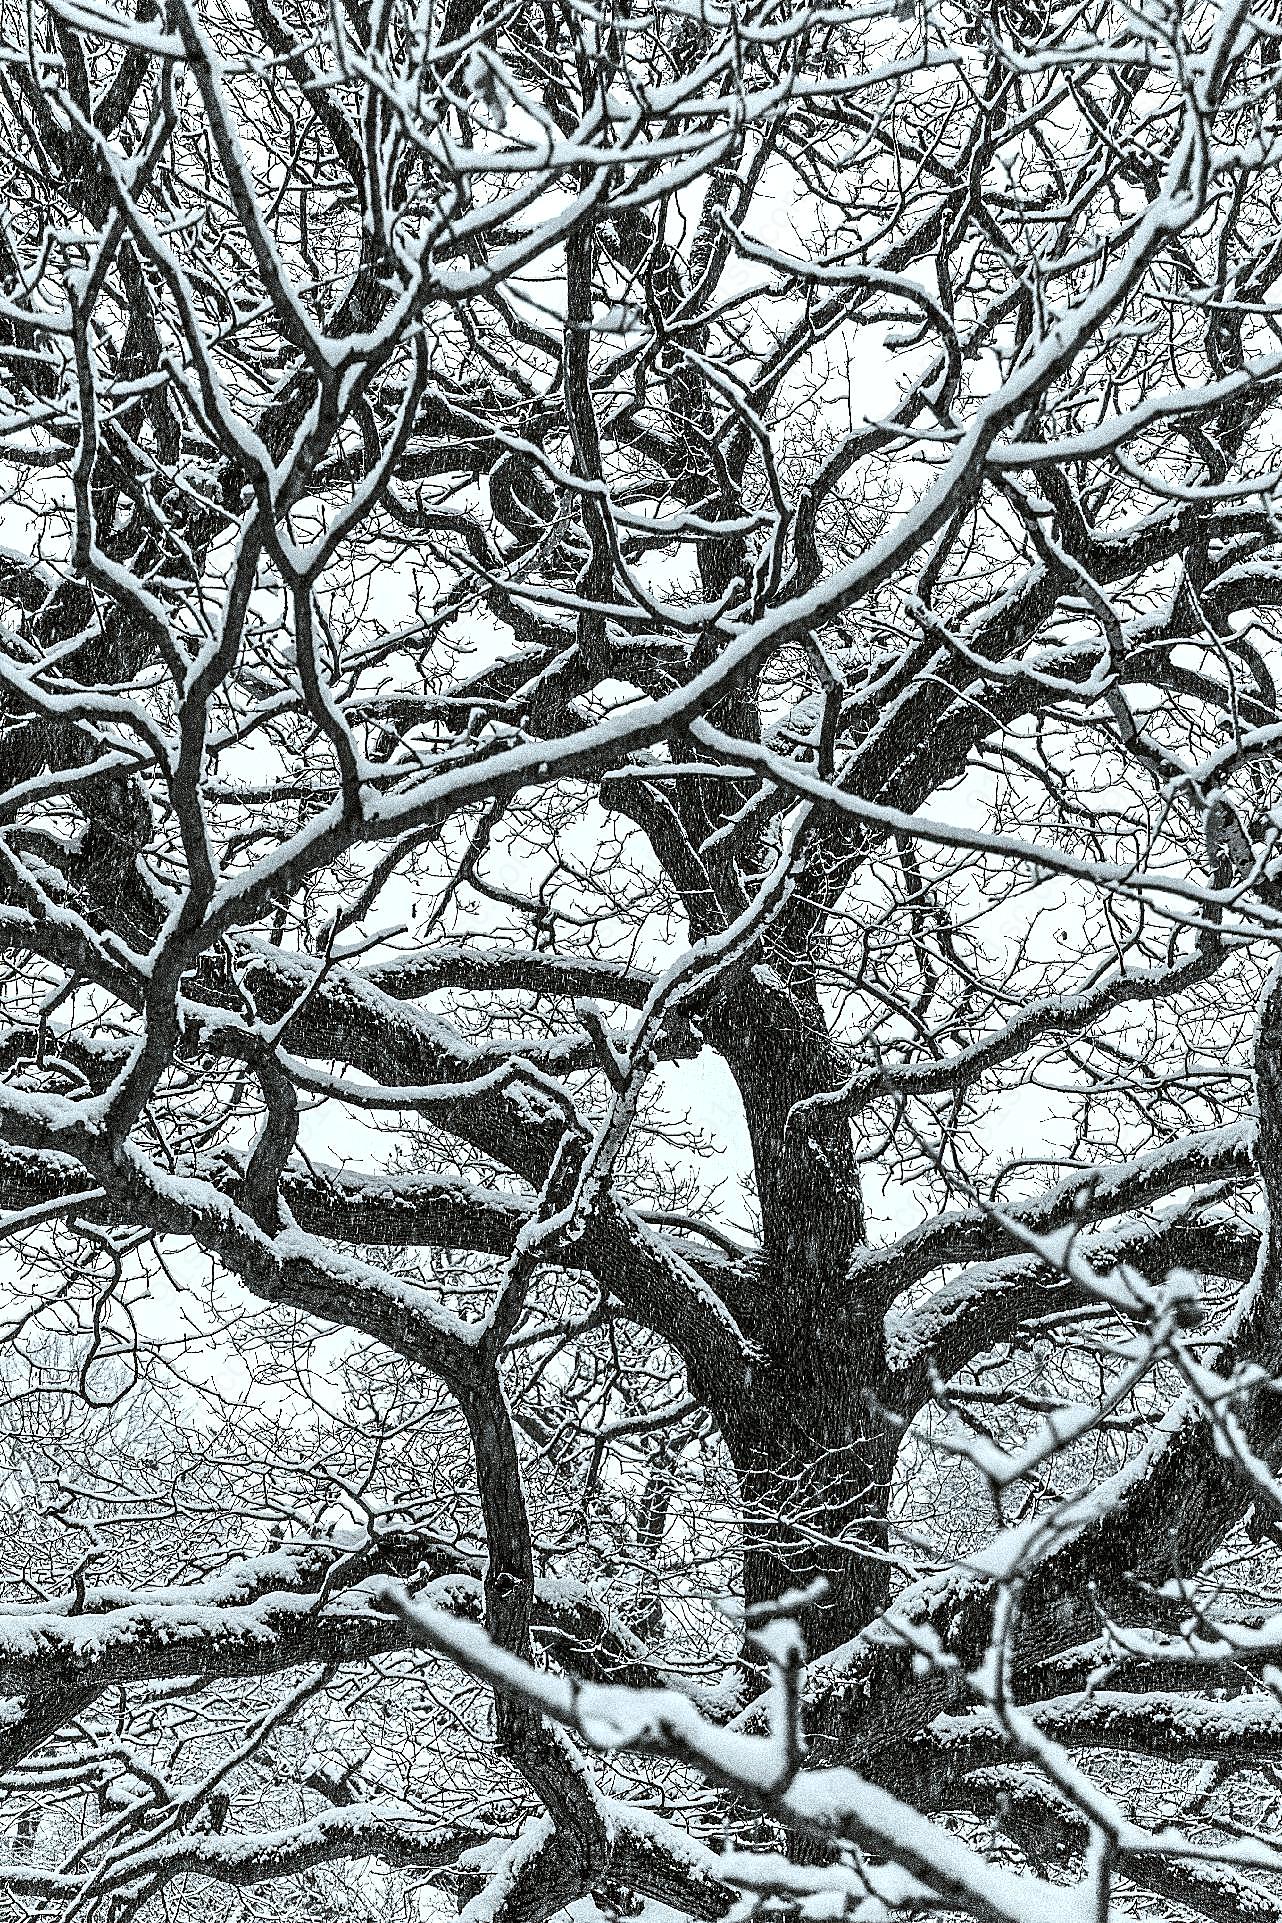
[5,0,1282,1917]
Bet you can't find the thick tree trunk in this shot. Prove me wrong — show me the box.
[647,804,885,1652]
[712,981,865,1279]
[723,1327,894,1654]
[705,977,887,1656]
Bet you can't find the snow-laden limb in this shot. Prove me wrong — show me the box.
[0,1803,478,1902]
[821,937,1227,1121]
[0,1540,690,1769]
[988,345,1282,472]
[358,945,661,1008]
[885,1210,1261,1395]
[607,1806,735,1920]
[0,1586,411,1701]
[910,1691,1282,1779]
[857,1124,1257,1303]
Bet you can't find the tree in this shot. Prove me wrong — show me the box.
[5,0,1282,1915]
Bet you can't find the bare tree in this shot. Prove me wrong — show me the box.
[5,0,1282,1917]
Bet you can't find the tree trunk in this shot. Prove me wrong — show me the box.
[720,1289,893,1655]
[707,981,886,1655]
